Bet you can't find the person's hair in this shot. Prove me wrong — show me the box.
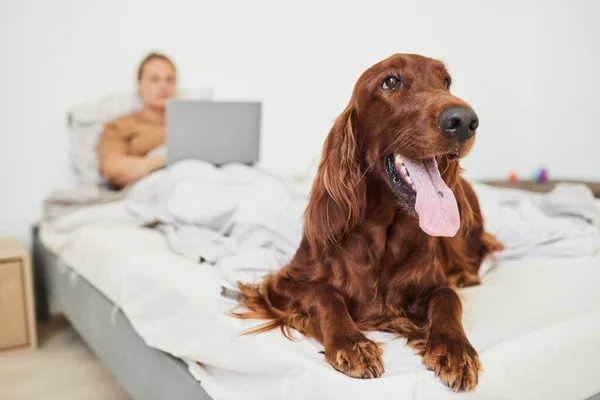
[137,52,176,81]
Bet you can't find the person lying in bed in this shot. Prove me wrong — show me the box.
[97,52,177,189]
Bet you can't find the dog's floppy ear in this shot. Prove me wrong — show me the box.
[304,104,366,250]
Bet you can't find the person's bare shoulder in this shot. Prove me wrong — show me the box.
[104,111,143,134]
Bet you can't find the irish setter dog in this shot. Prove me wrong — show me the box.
[235,54,502,392]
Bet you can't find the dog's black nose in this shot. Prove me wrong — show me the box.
[438,107,478,142]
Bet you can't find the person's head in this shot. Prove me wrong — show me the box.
[137,52,177,111]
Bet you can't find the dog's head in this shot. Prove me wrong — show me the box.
[305,54,478,248]
[354,54,477,162]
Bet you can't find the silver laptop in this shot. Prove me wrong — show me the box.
[165,100,261,165]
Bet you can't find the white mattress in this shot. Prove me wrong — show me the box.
[40,223,600,400]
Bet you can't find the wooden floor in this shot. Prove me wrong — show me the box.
[0,316,131,400]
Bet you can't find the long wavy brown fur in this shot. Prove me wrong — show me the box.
[232,54,502,391]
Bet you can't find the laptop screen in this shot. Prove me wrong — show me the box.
[166,100,261,166]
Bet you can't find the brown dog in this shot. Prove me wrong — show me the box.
[234,54,503,392]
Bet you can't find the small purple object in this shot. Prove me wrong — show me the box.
[537,168,549,183]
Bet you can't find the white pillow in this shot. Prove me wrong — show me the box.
[68,87,214,186]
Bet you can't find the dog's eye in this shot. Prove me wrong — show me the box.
[443,77,451,89]
[382,76,401,90]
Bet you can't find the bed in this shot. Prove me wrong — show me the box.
[33,181,600,400]
[33,226,211,400]
[37,93,600,399]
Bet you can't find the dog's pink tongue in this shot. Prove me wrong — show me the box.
[401,157,460,237]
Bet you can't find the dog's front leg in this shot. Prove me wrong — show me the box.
[275,278,385,379]
[422,287,481,392]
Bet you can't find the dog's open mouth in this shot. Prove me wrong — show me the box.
[385,153,461,237]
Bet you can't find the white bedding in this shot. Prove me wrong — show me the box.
[40,183,600,400]
[42,160,600,290]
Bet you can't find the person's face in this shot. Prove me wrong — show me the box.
[137,59,176,110]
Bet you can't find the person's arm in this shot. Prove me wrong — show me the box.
[97,123,165,189]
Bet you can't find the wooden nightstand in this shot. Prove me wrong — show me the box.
[0,238,37,351]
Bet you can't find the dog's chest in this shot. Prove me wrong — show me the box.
[341,215,438,313]
[380,215,429,264]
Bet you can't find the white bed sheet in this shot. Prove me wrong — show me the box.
[40,223,600,400]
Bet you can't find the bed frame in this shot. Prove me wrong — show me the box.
[32,226,600,400]
[32,226,213,400]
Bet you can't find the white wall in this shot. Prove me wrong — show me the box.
[1,0,599,246]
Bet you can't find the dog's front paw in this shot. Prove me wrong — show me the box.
[325,336,384,379]
[423,334,481,392]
